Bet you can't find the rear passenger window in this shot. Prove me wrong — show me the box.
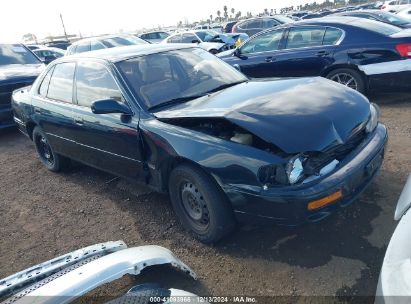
[90,41,105,51]
[47,63,75,103]
[76,42,90,53]
[75,61,123,107]
[262,19,279,29]
[38,67,54,97]
[168,35,182,43]
[323,28,344,45]
[286,27,326,49]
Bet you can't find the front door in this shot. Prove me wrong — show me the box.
[71,60,144,180]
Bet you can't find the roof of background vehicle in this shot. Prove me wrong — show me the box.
[64,44,195,63]
[71,34,139,45]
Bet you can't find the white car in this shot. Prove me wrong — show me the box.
[162,30,228,54]
[397,5,411,20]
[381,0,411,12]
[376,174,411,303]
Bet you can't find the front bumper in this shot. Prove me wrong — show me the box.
[228,124,388,225]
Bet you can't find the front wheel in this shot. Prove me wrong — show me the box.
[33,127,69,172]
[168,164,236,243]
[326,68,366,94]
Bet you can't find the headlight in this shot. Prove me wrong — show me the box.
[365,103,380,133]
[259,156,305,186]
[286,156,305,185]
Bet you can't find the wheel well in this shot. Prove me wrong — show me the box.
[160,157,218,193]
[321,64,365,78]
[26,122,37,140]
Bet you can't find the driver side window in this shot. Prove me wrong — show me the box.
[240,30,284,54]
[75,61,124,107]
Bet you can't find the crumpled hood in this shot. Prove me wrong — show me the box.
[0,64,44,83]
[155,77,371,154]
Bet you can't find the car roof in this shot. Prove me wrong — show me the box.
[71,34,134,45]
[294,15,380,26]
[65,44,195,63]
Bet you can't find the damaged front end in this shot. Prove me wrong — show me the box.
[0,241,199,304]
[158,101,380,188]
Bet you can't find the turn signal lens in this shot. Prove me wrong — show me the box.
[396,44,411,58]
[308,190,343,211]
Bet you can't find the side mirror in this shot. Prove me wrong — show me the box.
[192,39,201,44]
[91,99,133,115]
[43,55,56,64]
[234,48,241,57]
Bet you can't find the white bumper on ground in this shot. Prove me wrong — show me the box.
[1,242,197,304]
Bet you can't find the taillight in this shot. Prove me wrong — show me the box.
[396,44,411,57]
[232,25,237,33]
[381,5,386,9]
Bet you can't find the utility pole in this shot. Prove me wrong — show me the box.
[60,13,68,41]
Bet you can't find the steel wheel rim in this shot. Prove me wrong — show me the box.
[37,135,54,165]
[330,73,358,90]
[181,181,210,228]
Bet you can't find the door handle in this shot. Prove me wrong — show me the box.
[265,56,275,63]
[316,51,330,57]
[34,108,42,114]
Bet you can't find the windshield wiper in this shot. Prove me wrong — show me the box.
[148,95,206,111]
[204,81,247,94]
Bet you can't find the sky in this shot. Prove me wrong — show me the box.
[1,0,324,43]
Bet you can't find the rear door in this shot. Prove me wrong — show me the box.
[71,60,144,179]
[268,26,341,77]
[31,62,78,157]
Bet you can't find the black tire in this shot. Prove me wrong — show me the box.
[168,164,236,243]
[32,127,69,172]
[325,68,366,94]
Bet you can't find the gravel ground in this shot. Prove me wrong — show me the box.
[0,93,410,303]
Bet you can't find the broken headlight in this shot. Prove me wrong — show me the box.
[258,156,305,186]
[286,156,305,185]
[365,103,380,133]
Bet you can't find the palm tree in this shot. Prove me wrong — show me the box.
[217,10,221,22]
[231,7,235,16]
[210,14,213,22]
[223,5,228,20]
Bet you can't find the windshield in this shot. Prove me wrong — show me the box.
[195,31,218,42]
[0,44,41,65]
[377,11,410,25]
[116,48,247,110]
[101,36,147,48]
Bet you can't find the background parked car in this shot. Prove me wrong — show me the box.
[397,5,411,20]
[0,44,44,129]
[381,0,411,12]
[232,16,294,36]
[45,40,71,50]
[138,31,170,43]
[162,30,229,53]
[376,174,411,301]
[219,17,411,93]
[33,47,65,64]
[222,21,238,33]
[333,10,411,28]
[66,34,148,55]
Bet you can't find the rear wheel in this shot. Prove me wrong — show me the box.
[33,127,69,172]
[326,68,366,94]
[168,164,236,243]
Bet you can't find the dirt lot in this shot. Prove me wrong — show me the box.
[0,93,410,303]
